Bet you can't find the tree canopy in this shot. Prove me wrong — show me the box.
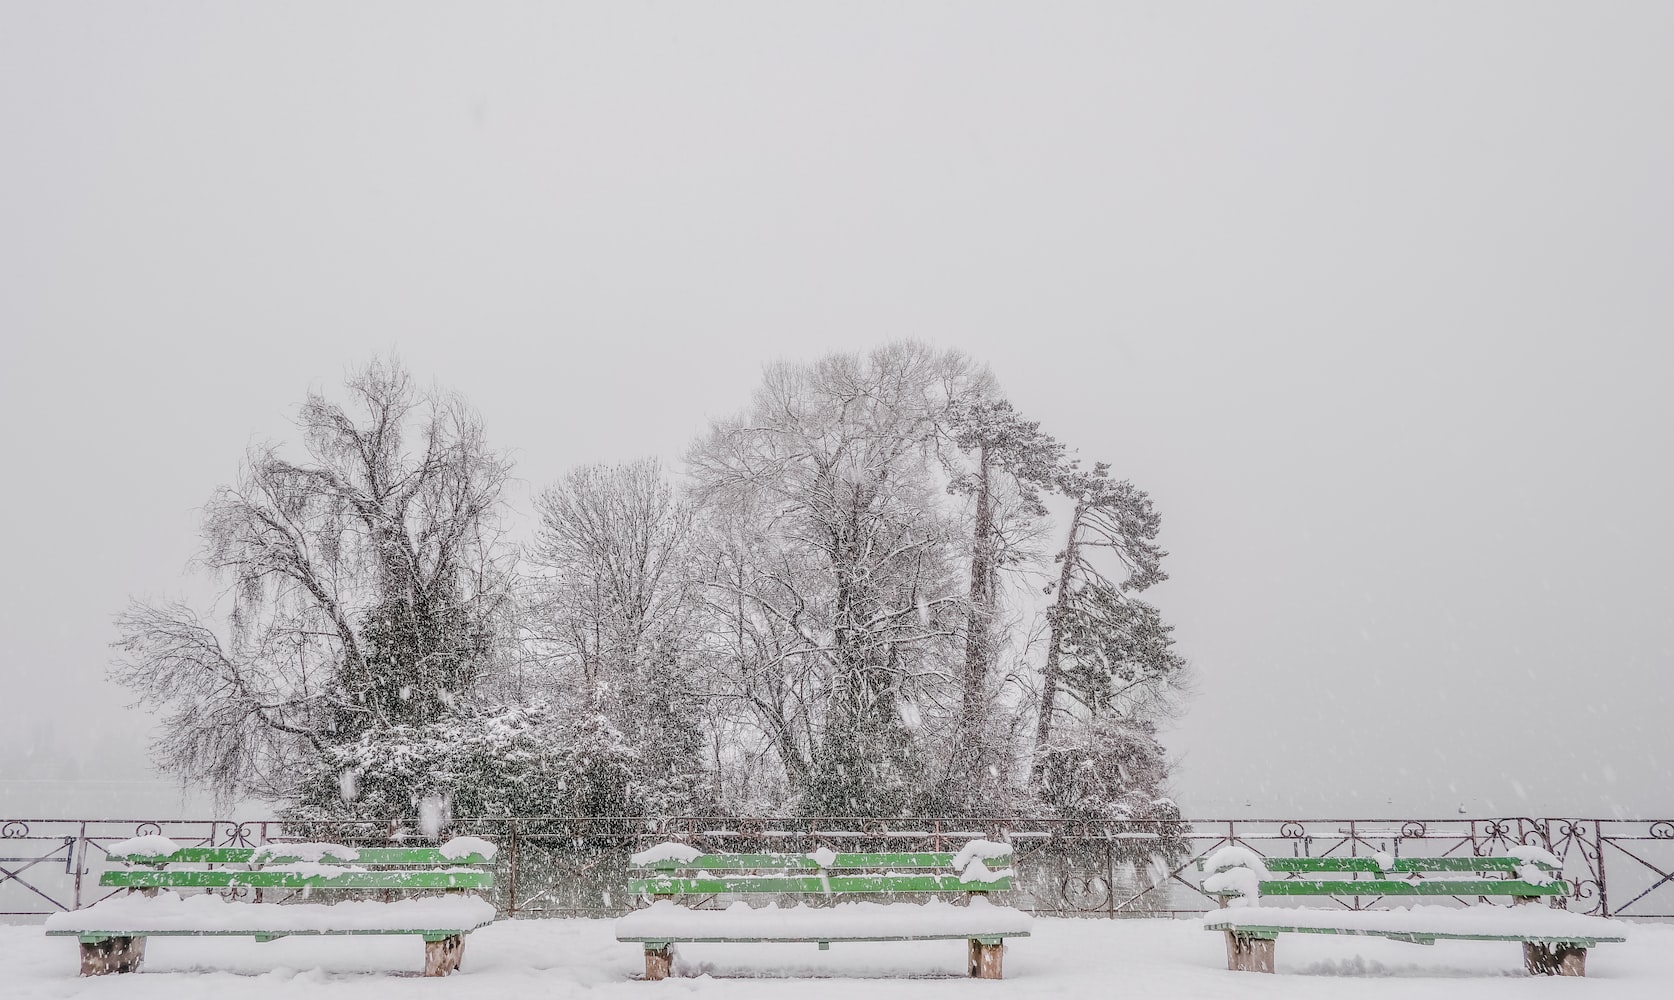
[115,346,1189,829]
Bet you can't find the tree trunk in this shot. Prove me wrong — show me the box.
[1031,506,1083,784]
[961,446,995,732]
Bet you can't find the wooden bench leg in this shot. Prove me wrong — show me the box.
[423,934,466,977]
[79,935,145,976]
[968,938,1004,979]
[1524,942,1586,977]
[644,944,673,981]
[1224,932,1275,973]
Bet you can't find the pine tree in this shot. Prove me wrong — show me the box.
[945,396,1063,807]
[1033,463,1185,795]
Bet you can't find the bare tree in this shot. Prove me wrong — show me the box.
[527,459,693,688]
[525,458,707,811]
[688,342,982,813]
[112,357,514,803]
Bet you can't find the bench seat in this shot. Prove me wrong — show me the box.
[44,837,497,977]
[616,841,1027,980]
[1203,903,1625,946]
[1198,847,1625,976]
[616,896,1033,944]
[44,890,496,938]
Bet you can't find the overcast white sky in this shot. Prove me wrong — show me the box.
[2,2,1670,820]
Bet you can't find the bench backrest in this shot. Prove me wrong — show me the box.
[101,844,496,893]
[628,846,1015,898]
[1199,853,1567,901]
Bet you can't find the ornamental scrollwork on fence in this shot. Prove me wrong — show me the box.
[219,822,258,847]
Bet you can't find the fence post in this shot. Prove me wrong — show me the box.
[507,818,519,919]
[1105,837,1115,919]
[1350,819,1362,910]
[1594,819,1609,918]
[72,820,87,910]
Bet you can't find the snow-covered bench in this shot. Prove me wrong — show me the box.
[43,835,498,977]
[615,841,1031,980]
[1198,846,1625,976]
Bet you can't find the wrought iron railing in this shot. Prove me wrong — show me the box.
[4,816,1671,921]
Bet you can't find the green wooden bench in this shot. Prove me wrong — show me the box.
[1197,847,1625,976]
[43,837,498,977]
[614,841,1032,980]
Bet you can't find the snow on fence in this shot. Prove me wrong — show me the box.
[3,816,1671,923]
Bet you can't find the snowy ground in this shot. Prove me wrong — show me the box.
[5,916,1672,999]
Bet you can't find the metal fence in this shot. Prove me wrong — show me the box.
[4,816,1671,921]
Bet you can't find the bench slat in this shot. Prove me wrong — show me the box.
[630,874,1010,895]
[108,848,492,866]
[100,871,494,890]
[1247,878,1565,897]
[633,852,985,871]
[1257,857,1552,874]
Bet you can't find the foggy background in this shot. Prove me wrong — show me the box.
[2,1,1670,820]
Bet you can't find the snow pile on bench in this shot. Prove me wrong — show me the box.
[630,842,705,866]
[439,836,499,861]
[1199,845,1271,878]
[951,840,1012,870]
[44,891,496,935]
[1505,845,1563,886]
[1202,867,1262,905]
[617,897,1033,941]
[1203,904,1625,941]
[1199,845,1271,906]
[256,862,369,878]
[958,858,1015,884]
[250,843,360,864]
[106,835,183,860]
[951,840,1015,885]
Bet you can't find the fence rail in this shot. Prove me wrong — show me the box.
[4,816,1671,921]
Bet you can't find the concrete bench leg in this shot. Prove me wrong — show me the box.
[1224,932,1275,973]
[968,939,1004,979]
[644,944,673,981]
[423,934,465,977]
[80,936,145,976]
[1524,942,1586,977]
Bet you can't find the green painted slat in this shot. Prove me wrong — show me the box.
[628,874,1011,894]
[635,852,985,871]
[1223,878,1567,897]
[1197,856,1555,874]
[1260,857,1554,874]
[109,848,490,866]
[99,870,494,890]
